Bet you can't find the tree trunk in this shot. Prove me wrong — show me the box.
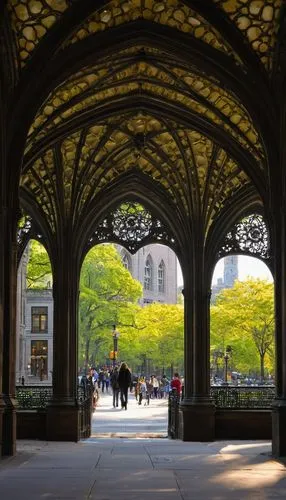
[260,353,265,382]
[85,338,90,370]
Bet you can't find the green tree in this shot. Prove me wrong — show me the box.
[79,244,142,369]
[26,240,52,288]
[119,303,184,376]
[211,278,274,379]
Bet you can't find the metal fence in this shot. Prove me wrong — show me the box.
[210,385,276,409]
[16,385,53,409]
[15,384,94,439]
[168,389,180,439]
[168,386,276,439]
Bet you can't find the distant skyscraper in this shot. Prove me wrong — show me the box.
[224,255,238,287]
[211,255,238,302]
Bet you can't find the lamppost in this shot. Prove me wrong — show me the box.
[111,325,120,368]
[224,345,232,384]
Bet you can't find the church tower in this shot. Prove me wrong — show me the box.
[223,255,238,288]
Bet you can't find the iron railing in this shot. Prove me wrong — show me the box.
[168,386,276,439]
[15,384,94,439]
[210,385,276,409]
[16,385,53,409]
[77,385,94,439]
[168,389,180,439]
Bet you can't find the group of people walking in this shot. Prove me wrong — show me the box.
[82,363,183,411]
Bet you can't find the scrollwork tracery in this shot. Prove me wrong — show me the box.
[87,201,176,254]
[218,214,270,262]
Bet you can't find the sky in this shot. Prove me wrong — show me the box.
[177,255,273,287]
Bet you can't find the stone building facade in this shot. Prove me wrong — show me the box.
[119,244,177,305]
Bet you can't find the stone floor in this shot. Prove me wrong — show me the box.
[1,392,286,499]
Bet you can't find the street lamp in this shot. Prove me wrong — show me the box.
[111,325,120,368]
[224,345,232,384]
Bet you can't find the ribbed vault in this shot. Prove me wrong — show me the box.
[5,0,282,251]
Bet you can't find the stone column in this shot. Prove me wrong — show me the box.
[272,208,286,456]
[179,234,215,441]
[46,231,80,441]
[0,206,18,456]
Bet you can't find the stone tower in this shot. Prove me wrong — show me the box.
[223,255,238,288]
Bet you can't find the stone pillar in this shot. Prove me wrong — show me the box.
[0,206,18,456]
[179,237,215,441]
[272,209,286,456]
[46,233,80,441]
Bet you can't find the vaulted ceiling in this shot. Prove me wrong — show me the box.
[4,0,283,246]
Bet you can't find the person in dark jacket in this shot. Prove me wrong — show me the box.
[117,362,132,410]
[110,366,120,408]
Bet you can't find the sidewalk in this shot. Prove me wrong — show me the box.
[0,393,286,499]
[91,390,168,437]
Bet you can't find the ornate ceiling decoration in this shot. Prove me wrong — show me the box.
[218,213,270,261]
[21,112,250,235]
[25,46,264,164]
[88,201,177,254]
[7,0,282,71]
[213,0,281,71]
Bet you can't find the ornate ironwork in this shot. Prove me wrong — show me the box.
[210,386,275,409]
[168,389,180,439]
[15,385,53,409]
[218,214,270,261]
[89,201,176,254]
[16,384,94,439]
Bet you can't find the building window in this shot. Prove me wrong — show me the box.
[30,340,48,379]
[158,260,165,293]
[122,252,131,272]
[31,306,48,333]
[144,257,153,290]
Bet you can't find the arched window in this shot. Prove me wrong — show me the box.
[144,256,153,291]
[122,252,131,272]
[158,260,165,293]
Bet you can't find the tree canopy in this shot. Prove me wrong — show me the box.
[210,278,274,379]
[26,240,52,288]
[79,244,142,369]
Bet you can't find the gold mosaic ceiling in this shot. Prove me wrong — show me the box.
[10,1,276,237]
[21,113,250,233]
[8,0,281,70]
[26,46,263,164]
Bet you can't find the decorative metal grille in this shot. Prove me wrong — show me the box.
[89,202,176,254]
[210,386,275,409]
[168,389,180,439]
[15,386,53,409]
[218,214,270,261]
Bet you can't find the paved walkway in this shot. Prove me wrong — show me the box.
[91,390,168,437]
[1,393,286,499]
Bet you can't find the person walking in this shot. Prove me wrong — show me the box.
[170,372,182,395]
[118,362,132,410]
[110,366,120,408]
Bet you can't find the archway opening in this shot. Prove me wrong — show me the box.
[210,255,274,387]
[78,239,183,437]
[16,238,53,386]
